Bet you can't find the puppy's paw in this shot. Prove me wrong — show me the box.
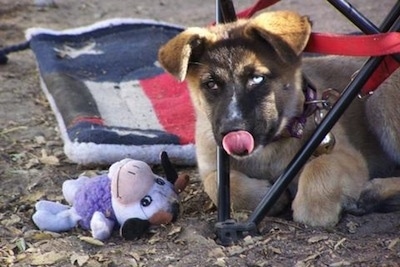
[350,178,400,215]
[292,195,341,227]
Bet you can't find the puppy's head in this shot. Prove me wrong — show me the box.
[159,11,311,157]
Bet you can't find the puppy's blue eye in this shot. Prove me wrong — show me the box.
[141,195,152,207]
[248,75,265,87]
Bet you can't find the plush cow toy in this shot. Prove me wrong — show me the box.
[32,152,189,240]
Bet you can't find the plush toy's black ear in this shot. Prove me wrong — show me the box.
[120,218,151,240]
[160,151,178,184]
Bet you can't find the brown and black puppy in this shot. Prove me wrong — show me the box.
[158,11,400,227]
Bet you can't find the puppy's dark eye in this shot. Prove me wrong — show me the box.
[141,195,152,207]
[155,178,165,185]
[247,75,265,88]
[203,79,218,91]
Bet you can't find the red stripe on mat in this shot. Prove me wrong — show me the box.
[140,73,195,145]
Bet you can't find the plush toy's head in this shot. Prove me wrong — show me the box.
[110,152,189,239]
[109,159,155,205]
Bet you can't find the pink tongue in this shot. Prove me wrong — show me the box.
[222,131,255,156]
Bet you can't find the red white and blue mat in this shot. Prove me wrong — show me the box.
[27,19,196,165]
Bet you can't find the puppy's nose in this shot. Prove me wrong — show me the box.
[218,119,246,137]
[171,202,180,222]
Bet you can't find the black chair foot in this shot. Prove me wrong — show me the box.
[215,219,257,245]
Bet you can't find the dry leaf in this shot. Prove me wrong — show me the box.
[15,238,27,252]
[70,253,90,266]
[25,158,40,169]
[145,247,157,255]
[167,226,182,236]
[80,170,101,177]
[226,246,245,257]
[295,252,322,267]
[20,190,46,203]
[388,238,399,250]
[129,252,141,262]
[0,126,28,135]
[214,257,227,267]
[148,233,162,245]
[329,260,351,266]
[84,259,104,267]
[2,214,22,226]
[209,247,226,258]
[24,231,59,241]
[39,149,60,165]
[261,237,272,245]
[346,221,358,234]
[295,261,307,267]
[125,258,139,267]
[334,238,346,250]
[79,236,104,246]
[30,251,67,265]
[93,252,110,262]
[268,246,282,254]
[302,252,321,262]
[16,253,28,262]
[243,235,254,246]
[307,235,328,244]
[34,136,46,144]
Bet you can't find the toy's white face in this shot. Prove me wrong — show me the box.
[112,176,179,225]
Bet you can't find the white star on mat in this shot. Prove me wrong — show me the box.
[54,41,103,59]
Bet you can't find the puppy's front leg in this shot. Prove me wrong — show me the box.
[292,146,368,227]
[203,170,289,214]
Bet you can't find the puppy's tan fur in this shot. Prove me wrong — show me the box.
[158,11,400,227]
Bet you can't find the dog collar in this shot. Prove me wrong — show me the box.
[278,77,339,156]
[282,77,318,139]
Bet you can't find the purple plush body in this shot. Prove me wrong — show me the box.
[74,174,117,229]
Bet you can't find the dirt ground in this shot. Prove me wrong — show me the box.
[1,0,399,266]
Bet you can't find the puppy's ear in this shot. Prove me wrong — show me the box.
[158,27,215,81]
[245,11,311,59]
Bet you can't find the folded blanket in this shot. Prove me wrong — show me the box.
[26,19,196,165]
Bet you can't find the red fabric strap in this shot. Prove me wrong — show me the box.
[305,32,400,94]
[306,32,400,56]
[362,56,399,94]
